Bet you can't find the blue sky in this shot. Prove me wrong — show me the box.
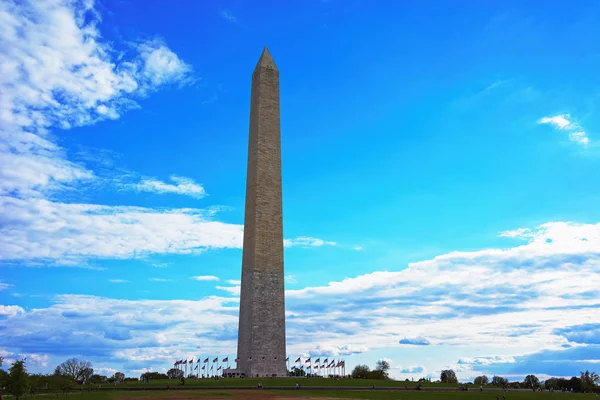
[1,0,599,381]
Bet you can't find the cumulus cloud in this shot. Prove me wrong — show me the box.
[538,114,589,145]
[0,305,25,317]
[0,349,50,367]
[2,217,600,376]
[554,324,600,345]
[399,337,431,346]
[0,0,194,199]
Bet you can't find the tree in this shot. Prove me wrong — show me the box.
[351,364,370,379]
[89,374,108,384]
[6,359,29,400]
[581,370,599,392]
[524,374,540,389]
[474,375,489,385]
[55,358,93,382]
[491,375,509,387]
[375,360,391,379]
[440,369,458,384]
[50,374,74,394]
[167,368,184,379]
[112,372,125,383]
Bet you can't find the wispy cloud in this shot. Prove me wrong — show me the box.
[149,278,172,282]
[399,337,431,346]
[285,274,298,284]
[216,285,240,296]
[400,366,425,374]
[226,280,241,285]
[284,236,336,248]
[108,279,128,284]
[190,275,220,281]
[219,10,237,23]
[126,175,206,198]
[0,281,11,291]
[539,114,590,145]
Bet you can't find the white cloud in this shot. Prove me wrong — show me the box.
[538,114,590,146]
[0,196,339,265]
[109,279,128,283]
[0,197,243,265]
[216,285,241,296]
[457,355,516,366]
[149,278,172,282]
[0,349,50,367]
[0,0,194,200]
[0,305,25,317]
[219,10,237,23]
[226,280,241,285]
[1,217,600,377]
[539,115,572,129]
[284,236,336,248]
[127,175,206,198]
[285,274,297,284]
[568,131,589,145]
[190,276,220,281]
[0,281,10,291]
[95,367,118,376]
[352,246,364,251]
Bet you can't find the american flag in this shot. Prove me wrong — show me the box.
[305,358,311,363]
[194,365,198,370]
[285,357,289,361]
[202,366,205,370]
[217,366,222,371]
[212,357,218,363]
[295,357,301,363]
[203,358,208,363]
[234,358,239,362]
[323,358,328,364]
[315,358,320,363]
[189,359,193,364]
[223,357,228,362]
[183,360,187,364]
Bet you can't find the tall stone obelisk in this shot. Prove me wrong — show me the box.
[236,47,287,377]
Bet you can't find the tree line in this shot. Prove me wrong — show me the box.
[471,371,599,392]
[0,356,189,398]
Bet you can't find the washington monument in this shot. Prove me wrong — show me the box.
[236,47,287,377]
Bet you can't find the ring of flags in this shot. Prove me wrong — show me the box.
[174,356,346,378]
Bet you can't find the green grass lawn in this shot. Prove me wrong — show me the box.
[114,378,462,388]
[3,389,584,400]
